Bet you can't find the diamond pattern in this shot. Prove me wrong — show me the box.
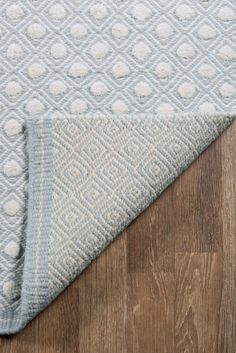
[46,114,234,300]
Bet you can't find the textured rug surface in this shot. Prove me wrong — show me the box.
[0,0,235,334]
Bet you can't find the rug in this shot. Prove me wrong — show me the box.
[0,0,235,334]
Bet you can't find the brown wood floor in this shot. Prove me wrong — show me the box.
[0,121,235,353]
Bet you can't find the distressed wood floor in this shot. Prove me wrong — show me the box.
[0,121,235,353]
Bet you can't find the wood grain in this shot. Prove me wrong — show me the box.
[0,121,235,353]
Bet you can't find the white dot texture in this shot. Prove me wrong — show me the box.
[198,64,216,79]
[218,7,235,21]
[198,25,216,40]
[68,62,89,78]
[7,44,24,60]
[4,160,22,177]
[28,23,46,39]
[6,5,24,20]
[199,102,216,113]
[112,23,129,38]
[175,5,194,20]
[132,42,151,61]
[50,43,67,59]
[4,119,22,137]
[91,82,108,96]
[177,44,194,59]
[131,4,152,21]
[90,42,109,59]
[70,99,87,113]
[178,82,195,98]
[49,80,67,96]
[156,23,173,41]
[70,24,88,39]
[90,4,108,20]
[26,99,44,114]
[3,281,17,300]
[155,63,173,79]
[111,100,128,113]
[135,82,152,97]
[112,62,130,78]
[218,46,235,61]
[49,4,66,20]
[4,241,20,258]
[219,83,235,98]
[3,200,21,216]
[5,82,23,97]
[158,103,174,115]
[28,63,46,79]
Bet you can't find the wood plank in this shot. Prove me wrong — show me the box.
[218,121,236,352]
[174,138,223,253]
[175,252,223,353]
[127,191,175,353]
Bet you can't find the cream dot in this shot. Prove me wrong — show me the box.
[219,83,235,98]
[4,119,22,137]
[5,82,23,97]
[4,241,20,258]
[132,42,151,61]
[90,4,108,20]
[91,81,108,96]
[198,102,216,113]
[198,25,216,40]
[158,103,174,115]
[131,3,152,21]
[155,62,173,79]
[4,160,22,177]
[3,281,17,299]
[27,23,46,39]
[50,43,67,59]
[111,100,128,113]
[134,81,152,97]
[177,43,194,59]
[178,82,195,98]
[112,23,129,38]
[218,7,235,21]
[48,4,66,20]
[70,99,87,114]
[70,24,88,39]
[3,200,20,216]
[26,99,44,114]
[90,42,109,59]
[156,22,173,41]
[175,4,194,20]
[68,62,89,78]
[49,80,67,96]
[112,61,130,78]
[6,4,24,20]
[218,46,235,61]
[28,63,46,79]
[7,44,24,60]
[198,64,216,79]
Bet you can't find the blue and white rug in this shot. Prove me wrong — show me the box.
[0,0,235,333]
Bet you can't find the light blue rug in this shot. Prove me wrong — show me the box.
[0,0,235,334]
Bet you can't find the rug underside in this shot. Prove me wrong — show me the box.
[0,112,234,334]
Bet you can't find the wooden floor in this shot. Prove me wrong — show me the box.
[0,121,235,353]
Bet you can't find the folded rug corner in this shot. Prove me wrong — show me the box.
[0,112,235,334]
